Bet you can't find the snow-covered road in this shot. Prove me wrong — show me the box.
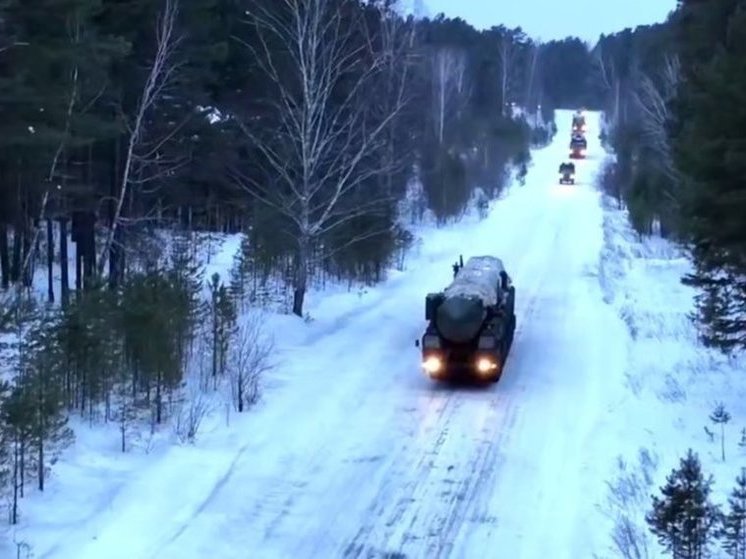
[33,111,630,559]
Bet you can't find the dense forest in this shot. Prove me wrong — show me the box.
[590,3,746,555]
[592,0,746,357]
[0,0,591,525]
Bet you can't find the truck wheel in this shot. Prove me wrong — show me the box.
[488,359,502,383]
[507,314,516,348]
[490,344,507,383]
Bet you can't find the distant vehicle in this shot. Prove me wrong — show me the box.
[572,110,586,133]
[416,255,516,383]
[569,135,587,159]
[558,162,575,184]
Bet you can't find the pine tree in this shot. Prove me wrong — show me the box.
[207,273,236,384]
[720,468,746,559]
[119,271,192,426]
[646,449,720,558]
[673,0,746,352]
[24,315,74,491]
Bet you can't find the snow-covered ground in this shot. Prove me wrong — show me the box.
[5,110,744,559]
[595,198,746,558]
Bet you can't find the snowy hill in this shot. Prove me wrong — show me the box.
[5,110,744,558]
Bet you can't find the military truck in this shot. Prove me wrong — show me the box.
[558,162,575,184]
[416,255,516,383]
[569,134,587,159]
[572,110,586,133]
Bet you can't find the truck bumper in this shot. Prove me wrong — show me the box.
[422,352,502,382]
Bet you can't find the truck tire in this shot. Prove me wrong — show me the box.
[490,341,508,383]
[508,313,516,348]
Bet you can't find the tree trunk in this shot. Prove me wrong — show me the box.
[109,226,122,289]
[59,218,69,306]
[237,372,243,413]
[21,225,32,287]
[38,421,45,492]
[75,240,82,291]
[46,218,54,302]
[0,223,9,288]
[155,369,162,424]
[292,237,310,317]
[11,224,22,283]
[12,436,19,524]
[83,216,95,288]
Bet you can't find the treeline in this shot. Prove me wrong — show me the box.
[592,22,678,236]
[0,0,563,318]
[592,0,746,355]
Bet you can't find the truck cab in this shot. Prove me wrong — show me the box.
[569,135,587,159]
[558,162,575,184]
[572,109,586,133]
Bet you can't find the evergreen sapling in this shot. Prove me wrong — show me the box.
[720,468,746,559]
[646,449,720,558]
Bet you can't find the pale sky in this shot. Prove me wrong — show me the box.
[416,0,677,45]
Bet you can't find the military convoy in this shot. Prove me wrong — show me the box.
[572,110,586,133]
[558,162,575,184]
[561,109,588,180]
[415,110,596,383]
[569,132,587,159]
[417,256,516,383]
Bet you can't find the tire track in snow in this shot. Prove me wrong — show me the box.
[94,115,605,559]
[147,442,253,557]
[336,184,560,558]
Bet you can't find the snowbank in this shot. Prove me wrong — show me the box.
[596,194,746,558]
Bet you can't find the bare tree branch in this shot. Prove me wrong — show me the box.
[0,41,29,54]
[632,54,680,183]
[231,0,413,314]
[431,47,467,143]
[594,45,621,129]
[97,0,183,277]
[498,32,515,115]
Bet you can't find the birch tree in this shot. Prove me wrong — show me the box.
[97,0,184,277]
[633,54,680,181]
[498,31,515,115]
[431,47,467,144]
[594,44,621,129]
[524,41,540,110]
[232,0,411,316]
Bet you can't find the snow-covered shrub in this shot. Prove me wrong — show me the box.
[227,313,274,413]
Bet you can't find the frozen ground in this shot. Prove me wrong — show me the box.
[5,109,742,559]
[595,197,746,559]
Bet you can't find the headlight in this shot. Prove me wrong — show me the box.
[422,355,442,374]
[476,357,497,374]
